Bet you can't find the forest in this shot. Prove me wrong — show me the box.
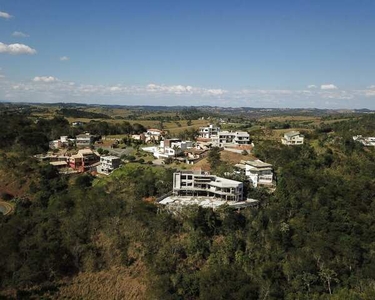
[0,110,375,299]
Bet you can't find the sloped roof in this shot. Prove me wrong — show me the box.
[284,131,301,138]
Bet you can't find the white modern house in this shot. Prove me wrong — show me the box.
[235,159,274,188]
[173,170,244,201]
[213,131,250,147]
[143,139,194,159]
[49,136,75,149]
[199,124,220,139]
[76,133,94,147]
[281,131,304,145]
[353,135,375,146]
[97,156,121,175]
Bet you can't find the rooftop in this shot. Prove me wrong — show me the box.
[242,159,272,168]
[78,149,94,155]
[219,131,249,136]
[159,196,258,210]
[50,161,68,166]
[284,131,301,138]
[101,155,120,160]
[76,134,92,139]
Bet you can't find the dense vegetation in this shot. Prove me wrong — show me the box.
[1,110,375,299]
[58,108,111,119]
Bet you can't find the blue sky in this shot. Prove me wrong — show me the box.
[1,0,375,108]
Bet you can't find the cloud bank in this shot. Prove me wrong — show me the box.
[1,78,375,109]
[321,84,338,90]
[0,42,37,55]
[33,76,59,83]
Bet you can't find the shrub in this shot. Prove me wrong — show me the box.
[0,192,14,201]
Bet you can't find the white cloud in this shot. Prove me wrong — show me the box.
[1,79,375,108]
[60,56,69,61]
[147,83,194,94]
[321,84,338,90]
[145,83,227,96]
[0,42,37,55]
[0,11,12,19]
[367,85,375,89]
[12,31,29,38]
[109,86,122,92]
[0,74,5,79]
[33,76,59,83]
[307,84,317,89]
[205,89,227,96]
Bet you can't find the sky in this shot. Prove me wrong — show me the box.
[0,0,375,108]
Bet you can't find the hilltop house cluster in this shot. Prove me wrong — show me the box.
[142,138,209,165]
[41,123,279,211]
[37,133,122,175]
[157,125,287,211]
[198,124,251,151]
[142,124,254,164]
[159,156,275,211]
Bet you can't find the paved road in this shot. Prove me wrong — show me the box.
[94,146,134,157]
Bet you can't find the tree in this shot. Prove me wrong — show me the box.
[207,147,221,170]
[172,145,180,158]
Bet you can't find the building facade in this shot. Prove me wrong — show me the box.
[76,133,94,148]
[97,156,121,174]
[69,149,100,171]
[173,170,244,201]
[49,136,75,149]
[145,129,164,143]
[281,131,304,145]
[145,139,194,159]
[235,159,273,187]
[213,131,250,147]
[199,124,220,139]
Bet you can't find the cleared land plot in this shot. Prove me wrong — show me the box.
[192,150,256,171]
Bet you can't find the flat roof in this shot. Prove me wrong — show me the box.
[78,149,94,155]
[159,196,258,210]
[242,159,272,168]
[76,134,92,138]
[209,177,242,188]
[101,155,120,160]
[219,131,249,135]
[50,161,68,166]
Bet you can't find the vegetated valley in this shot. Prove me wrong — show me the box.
[0,103,375,299]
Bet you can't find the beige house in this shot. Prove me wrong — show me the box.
[281,131,304,145]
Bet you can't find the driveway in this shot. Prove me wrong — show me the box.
[95,146,134,157]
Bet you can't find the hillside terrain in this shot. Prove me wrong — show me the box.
[0,104,375,299]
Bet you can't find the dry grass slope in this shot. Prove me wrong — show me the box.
[55,264,146,300]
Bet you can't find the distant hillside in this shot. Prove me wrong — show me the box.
[57,108,111,119]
